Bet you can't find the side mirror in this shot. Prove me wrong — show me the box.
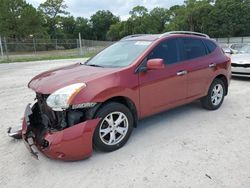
[223,48,233,54]
[147,58,165,70]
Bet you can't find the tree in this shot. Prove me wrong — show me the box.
[184,0,213,32]
[18,5,47,38]
[129,6,148,19]
[2,0,250,41]
[164,0,250,37]
[107,21,129,40]
[148,7,170,33]
[206,0,250,37]
[107,6,170,39]
[73,17,92,40]
[127,6,149,34]
[90,10,119,40]
[39,0,69,38]
[165,5,187,31]
[0,0,46,38]
[165,0,213,32]
[59,16,76,39]
[38,0,68,18]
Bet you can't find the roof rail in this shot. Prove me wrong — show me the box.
[121,34,148,40]
[159,31,210,38]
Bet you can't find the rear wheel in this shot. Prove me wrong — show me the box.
[201,78,225,110]
[93,102,134,152]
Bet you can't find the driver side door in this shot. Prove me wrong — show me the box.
[138,38,188,118]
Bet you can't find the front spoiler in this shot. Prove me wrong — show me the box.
[20,104,100,161]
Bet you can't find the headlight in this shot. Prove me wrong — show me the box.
[46,83,86,111]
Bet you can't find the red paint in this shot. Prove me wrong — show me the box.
[147,59,165,70]
[22,117,100,161]
[23,34,231,160]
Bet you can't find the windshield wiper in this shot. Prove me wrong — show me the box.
[87,64,104,68]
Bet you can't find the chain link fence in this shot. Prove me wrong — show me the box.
[1,35,250,63]
[0,36,114,63]
[215,36,250,50]
[215,36,250,44]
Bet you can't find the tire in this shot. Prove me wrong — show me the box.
[93,102,134,152]
[201,78,226,110]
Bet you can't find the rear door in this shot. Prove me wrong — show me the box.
[139,38,188,118]
[180,37,214,99]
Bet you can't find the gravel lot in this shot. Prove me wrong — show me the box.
[0,59,250,188]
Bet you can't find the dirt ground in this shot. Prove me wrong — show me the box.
[0,59,250,188]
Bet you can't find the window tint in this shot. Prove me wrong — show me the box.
[204,40,217,53]
[148,39,179,65]
[182,38,207,60]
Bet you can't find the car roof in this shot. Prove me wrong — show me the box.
[122,34,161,41]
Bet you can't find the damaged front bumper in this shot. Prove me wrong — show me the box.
[8,126,22,139]
[13,104,100,161]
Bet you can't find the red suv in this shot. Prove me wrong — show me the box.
[9,31,231,161]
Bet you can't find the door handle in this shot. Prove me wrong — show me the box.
[209,63,216,68]
[176,70,188,76]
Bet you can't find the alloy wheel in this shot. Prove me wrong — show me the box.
[99,112,129,146]
[211,84,224,106]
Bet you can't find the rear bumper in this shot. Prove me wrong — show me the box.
[231,67,250,77]
[22,104,100,161]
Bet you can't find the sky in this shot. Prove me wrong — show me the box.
[26,0,184,20]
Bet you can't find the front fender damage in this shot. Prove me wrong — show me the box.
[42,118,100,160]
[22,117,100,161]
[13,104,101,161]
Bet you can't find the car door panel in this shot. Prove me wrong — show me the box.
[186,57,212,98]
[139,63,188,118]
[179,37,212,99]
[138,38,191,118]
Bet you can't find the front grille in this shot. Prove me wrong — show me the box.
[231,63,250,68]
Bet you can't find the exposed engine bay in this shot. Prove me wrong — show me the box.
[26,93,99,145]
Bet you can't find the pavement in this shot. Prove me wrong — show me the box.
[0,59,250,188]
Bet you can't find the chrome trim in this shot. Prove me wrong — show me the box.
[159,31,210,38]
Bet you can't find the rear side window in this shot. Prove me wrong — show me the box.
[181,38,207,60]
[204,40,217,53]
[148,38,180,65]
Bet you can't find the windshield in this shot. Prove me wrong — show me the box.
[86,41,152,68]
[239,44,250,54]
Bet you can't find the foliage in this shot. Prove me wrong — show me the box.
[90,10,119,40]
[38,0,69,39]
[73,17,92,40]
[0,0,47,38]
[1,0,250,40]
[38,0,68,18]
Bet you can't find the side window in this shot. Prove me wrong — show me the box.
[181,38,207,60]
[148,39,179,65]
[204,39,217,53]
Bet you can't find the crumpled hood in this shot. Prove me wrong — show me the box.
[28,63,118,94]
[231,54,250,64]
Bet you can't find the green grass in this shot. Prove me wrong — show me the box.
[0,51,97,64]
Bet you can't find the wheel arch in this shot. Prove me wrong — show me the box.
[214,74,229,96]
[103,96,138,128]
[87,96,138,128]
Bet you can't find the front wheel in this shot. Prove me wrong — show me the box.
[93,102,134,152]
[201,78,225,110]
